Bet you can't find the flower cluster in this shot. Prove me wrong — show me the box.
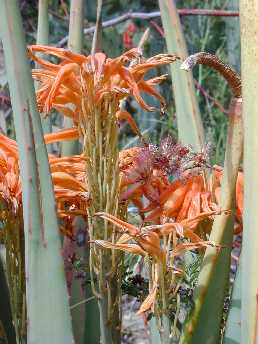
[29,45,178,137]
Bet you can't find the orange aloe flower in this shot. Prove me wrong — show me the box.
[28,45,178,136]
[118,137,219,230]
[0,132,89,225]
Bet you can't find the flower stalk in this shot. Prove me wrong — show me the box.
[82,95,122,343]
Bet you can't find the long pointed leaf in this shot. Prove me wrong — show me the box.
[240,3,258,342]
[36,0,53,148]
[61,0,84,156]
[223,260,241,343]
[91,0,103,55]
[0,1,73,343]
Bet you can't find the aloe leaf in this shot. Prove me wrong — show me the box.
[150,317,162,344]
[158,0,204,151]
[36,0,52,149]
[36,0,49,46]
[91,0,103,55]
[223,260,241,344]
[180,97,243,343]
[61,0,84,156]
[0,1,73,343]
[240,2,258,342]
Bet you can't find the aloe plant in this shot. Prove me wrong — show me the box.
[0,1,73,343]
[180,54,243,343]
[240,2,258,342]
[158,0,204,151]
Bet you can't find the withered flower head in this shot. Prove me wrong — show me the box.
[150,136,211,178]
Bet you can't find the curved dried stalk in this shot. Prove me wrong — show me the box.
[181,52,241,98]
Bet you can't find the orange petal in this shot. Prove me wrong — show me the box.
[29,45,87,64]
[119,67,157,112]
[93,240,146,256]
[137,286,157,314]
[183,229,202,243]
[176,190,193,222]
[116,233,132,244]
[138,79,166,114]
[162,183,190,217]
[95,212,139,236]
[172,241,222,257]
[139,232,165,262]
[44,128,79,144]
[116,110,142,138]
[52,171,86,192]
[45,63,80,112]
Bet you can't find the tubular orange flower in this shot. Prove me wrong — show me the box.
[29,45,178,135]
[0,132,89,223]
[118,139,219,229]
